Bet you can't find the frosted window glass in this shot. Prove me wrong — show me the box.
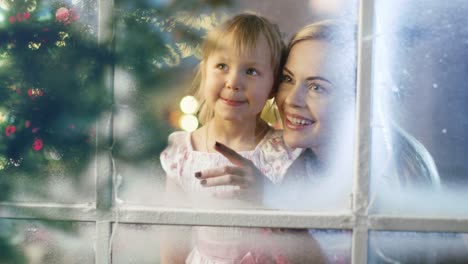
[0,220,95,264]
[0,0,99,204]
[369,231,468,263]
[370,0,468,216]
[112,224,350,264]
[113,0,357,212]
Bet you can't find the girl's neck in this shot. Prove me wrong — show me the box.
[204,117,268,152]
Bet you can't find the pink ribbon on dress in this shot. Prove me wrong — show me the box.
[239,251,289,264]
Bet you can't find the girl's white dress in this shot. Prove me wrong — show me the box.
[160,129,301,264]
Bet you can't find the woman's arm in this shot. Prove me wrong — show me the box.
[160,179,191,264]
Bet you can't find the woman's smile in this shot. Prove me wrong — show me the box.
[283,111,315,130]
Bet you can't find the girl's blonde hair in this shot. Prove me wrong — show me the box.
[193,13,285,125]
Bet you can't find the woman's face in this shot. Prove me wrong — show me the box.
[276,40,349,151]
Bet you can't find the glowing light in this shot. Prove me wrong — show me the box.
[28,41,41,50]
[0,13,5,23]
[0,51,7,66]
[0,156,7,170]
[179,95,199,114]
[56,40,66,47]
[179,114,199,132]
[55,31,69,47]
[0,0,10,11]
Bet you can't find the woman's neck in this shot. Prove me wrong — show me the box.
[307,139,354,177]
[304,148,323,167]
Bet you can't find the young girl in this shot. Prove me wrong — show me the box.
[160,13,303,264]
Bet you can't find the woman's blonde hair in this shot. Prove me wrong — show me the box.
[193,13,285,125]
[289,20,353,48]
[287,20,356,94]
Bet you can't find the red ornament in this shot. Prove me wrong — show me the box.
[28,88,44,98]
[25,120,31,128]
[55,7,79,25]
[32,138,44,151]
[5,125,16,137]
[10,12,30,23]
[22,12,30,20]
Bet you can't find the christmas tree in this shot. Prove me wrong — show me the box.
[0,0,232,262]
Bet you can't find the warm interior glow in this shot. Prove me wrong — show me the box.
[179,114,199,132]
[179,95,199,114]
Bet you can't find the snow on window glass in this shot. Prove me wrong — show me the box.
[370,0,468,216]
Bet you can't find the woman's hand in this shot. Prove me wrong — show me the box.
[195,141,268,203]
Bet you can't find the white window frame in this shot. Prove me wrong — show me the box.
[2,0,468,263]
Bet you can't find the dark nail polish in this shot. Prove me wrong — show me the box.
[200,179,207,185]
[215,141,221,147]
[195,172,202,178]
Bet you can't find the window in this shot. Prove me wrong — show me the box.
[1,0,468,263]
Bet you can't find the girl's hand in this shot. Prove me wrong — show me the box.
[195,141,268,202]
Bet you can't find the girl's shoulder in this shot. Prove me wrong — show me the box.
[255,129,303,183]
[259,129,285,147]
[160,131,192,178]
[258,129,298,156]
[166,130,191,148]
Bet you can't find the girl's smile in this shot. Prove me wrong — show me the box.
[220,97,246,107]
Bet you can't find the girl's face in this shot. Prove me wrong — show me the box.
[276,40,348,151]
[202,34,274,124]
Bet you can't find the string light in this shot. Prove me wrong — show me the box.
[179,95,199,114]
[0,156,7,170]
[0,0,10,11]
[179,114,198,132]
[0,52,7,67]
[0,112,6,123]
